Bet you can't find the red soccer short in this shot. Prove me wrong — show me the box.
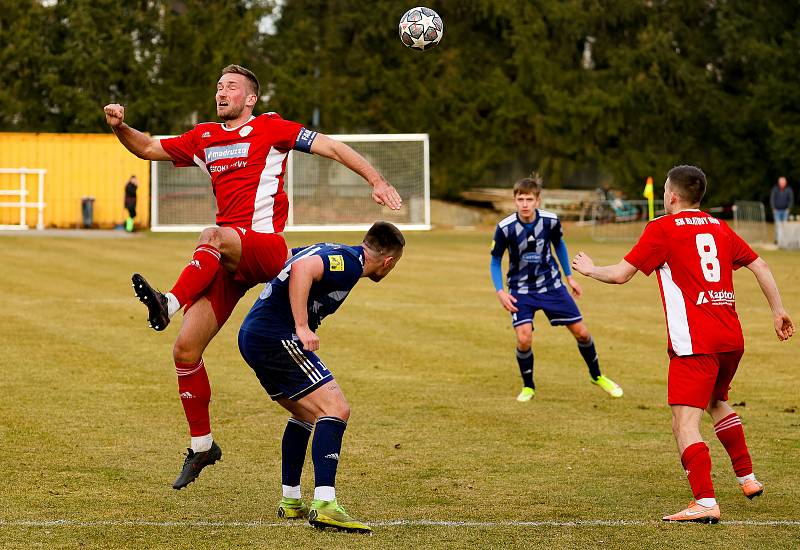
[185,228,288,326]
[667,349,745,409]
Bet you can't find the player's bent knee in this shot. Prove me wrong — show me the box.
[198,227,223,248]
[320,401,350,421]
[173,340,202,364]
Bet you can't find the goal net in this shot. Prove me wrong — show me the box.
[590,199,768,245]
[732,200,768,245]
[590,199,665,242]
[151,134,430,231]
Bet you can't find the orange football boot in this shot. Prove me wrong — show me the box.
[740,479,764,500]
[662,501,720,524]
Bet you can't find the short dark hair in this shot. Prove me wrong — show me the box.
[221,64,260,98]
[667,165,707,205]
[363,221,405,256]
[513,172,544,197]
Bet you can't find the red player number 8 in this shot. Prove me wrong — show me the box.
[695,233,720,282]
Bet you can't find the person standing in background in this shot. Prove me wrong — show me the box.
[770,176,794,244]
[124,175,138,232]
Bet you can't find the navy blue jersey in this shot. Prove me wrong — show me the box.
[241,243,365,340]
[491,210,565,294]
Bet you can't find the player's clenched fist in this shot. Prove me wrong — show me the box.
[571,251,595,277]
[104,103,125,127]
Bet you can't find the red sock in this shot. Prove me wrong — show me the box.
[169,245,221,306]
[176,359,211,436]
[681,442,715,500]
[714,413,753,477]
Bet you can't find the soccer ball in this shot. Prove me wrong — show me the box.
[398,7,444,51]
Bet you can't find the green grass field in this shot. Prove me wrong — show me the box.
[1,227,798,549]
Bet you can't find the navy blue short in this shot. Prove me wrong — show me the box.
[510,285,583,328]
[238,329,333,401]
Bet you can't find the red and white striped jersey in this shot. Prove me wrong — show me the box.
[160,113,317,233]
[624,210,758,356]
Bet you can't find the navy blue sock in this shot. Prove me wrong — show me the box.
[516,348,534,389]
[312,416,347,490]
[578,336,602,380]
[282,418,313,487]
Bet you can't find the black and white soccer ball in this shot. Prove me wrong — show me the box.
[399,7,444,51]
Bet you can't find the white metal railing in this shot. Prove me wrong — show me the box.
[0,168,47,230]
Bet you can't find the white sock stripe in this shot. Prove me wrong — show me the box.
[714,416,742,432]
[515,349,532,358]
[317,416,347,426]
[287,418,314,432]
[194,248,221,261]
[176,360,205,376]
[578,336,595,348]
[715,421,742,433]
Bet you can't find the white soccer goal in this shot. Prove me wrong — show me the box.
[0,168,46,230]
[150,133,430,232]
[590,199,665,242]
[732,200,768,245]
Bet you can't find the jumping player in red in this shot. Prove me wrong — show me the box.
[104,65,402,490]
[572,165,794,523]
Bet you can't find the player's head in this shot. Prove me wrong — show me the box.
[217,65,260,121]
[664,165,706,213]
[362,221,405,282]
[778,176,787,188]
[513,173,543,216]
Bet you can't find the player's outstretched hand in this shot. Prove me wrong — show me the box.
[566,275,582,298]
[774,311,795,341]
[572,252,594,277]
[496,290,518,313]
[104,103,125,127]
[371,179,403,210]
[296,325,320,352]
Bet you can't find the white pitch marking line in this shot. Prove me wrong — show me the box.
[1,519,799,528]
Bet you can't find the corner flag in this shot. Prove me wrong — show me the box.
[643,176,654,220]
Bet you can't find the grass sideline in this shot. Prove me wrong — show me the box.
[0,226,798,549]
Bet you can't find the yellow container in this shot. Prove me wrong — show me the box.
[0,133,150,228]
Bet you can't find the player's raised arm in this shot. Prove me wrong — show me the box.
[744,257,795,341]
[288,255,325,351]
[572,252,638,284]
[104,103,172,161]
[310,133,403,210]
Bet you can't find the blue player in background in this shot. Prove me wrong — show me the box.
[490,175,623,402]
[238,221,404,533]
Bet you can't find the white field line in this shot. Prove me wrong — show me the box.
[1,519,799,528]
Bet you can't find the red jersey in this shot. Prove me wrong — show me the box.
[624,210,758,356]
[160,113,317,232]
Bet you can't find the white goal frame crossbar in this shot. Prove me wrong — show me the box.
[0,168,46,230]
[150,133,430,232]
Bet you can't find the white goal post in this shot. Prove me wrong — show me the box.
[150,133,430,232]
[0,168,46,230]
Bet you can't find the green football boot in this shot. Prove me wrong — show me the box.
[277,497,309,520]
[308,499,372,533]
[516,387,535,402]
[592,374,624,398]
